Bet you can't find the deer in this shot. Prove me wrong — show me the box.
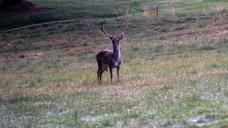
[96,23,125,84]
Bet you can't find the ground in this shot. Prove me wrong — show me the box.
[0,0,228,128]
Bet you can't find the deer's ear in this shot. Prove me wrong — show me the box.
[119,32,124,40]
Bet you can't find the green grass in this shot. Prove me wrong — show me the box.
[0,0,227,30]
[1,38,228,127]
[0,0,228,127]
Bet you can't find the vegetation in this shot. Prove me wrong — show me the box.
[0,0,228,127]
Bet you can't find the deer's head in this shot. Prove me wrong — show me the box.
[100,23,124,48]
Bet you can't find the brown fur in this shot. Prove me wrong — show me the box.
[96,50,112,84]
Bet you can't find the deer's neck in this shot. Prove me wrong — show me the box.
[113,45,121,61]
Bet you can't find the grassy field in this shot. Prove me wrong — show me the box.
[0,0,228,127]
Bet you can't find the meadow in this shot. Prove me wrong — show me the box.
[0,0,228,127]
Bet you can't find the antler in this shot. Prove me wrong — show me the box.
[100,22,112,38]
[122,22,129,33]
[119,21,129,37]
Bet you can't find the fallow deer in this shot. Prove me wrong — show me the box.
[96,23,125,84]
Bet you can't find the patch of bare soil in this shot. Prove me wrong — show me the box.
[30,35,75,48]
[181,68,228,82]
[31,40,50,48]
[166,14,228,42]
[67,47,93,56]
[19,51,45,59]
[170,24,228,42]
[50,35,70,46]
[0,50,46,67]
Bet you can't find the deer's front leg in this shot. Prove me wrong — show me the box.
[109,66,113,83]
[117,66,120,80]
[97,70,103,84]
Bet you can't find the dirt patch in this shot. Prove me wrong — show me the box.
[66,47,93,56]
[152,12,227,43]
[80,113,119,122]
[208,3,228,12]
[159,60,176,66]
[199,92,217,101]
[0,50,46,65]
[167,23,228,42]
[50,35,70,46]
[20,51,45,59]
[156,120,184,128]
[32,40,50,48]
[156,114,223,128]
[186,114,220,127]
[0,50,47,72]
[123,73,171,87]
[181,68,228,82]
[101,88,141,100]
[31,35,71,48]
[206,68,228,76]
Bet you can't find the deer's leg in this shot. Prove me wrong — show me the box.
[97,69,101,84]
[117,66,120,80]
[109,66,113,83]
[97,70,100,84]
[97,71,99,84]
[100,71,103,84]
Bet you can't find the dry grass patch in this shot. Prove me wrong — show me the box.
[2,66,226,100]
[67,47,93,56]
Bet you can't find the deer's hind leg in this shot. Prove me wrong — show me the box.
[97,64,108,84]
[97,69,104,84]
[97,63,102,84]
[109,66,113,83]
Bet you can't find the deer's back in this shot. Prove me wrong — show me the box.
[96,50,113,65]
